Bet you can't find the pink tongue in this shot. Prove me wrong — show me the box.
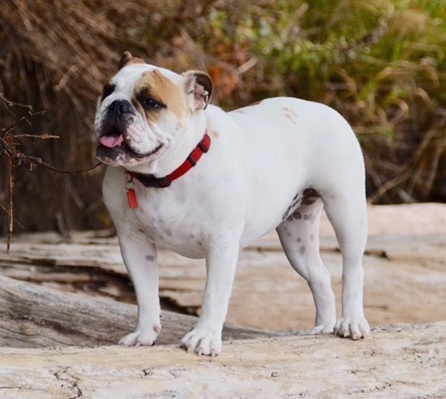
[99,135,124,148]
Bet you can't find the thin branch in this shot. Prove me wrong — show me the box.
[1,100,101,253]
[7,164,15,255]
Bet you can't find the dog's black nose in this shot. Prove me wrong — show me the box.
[109,99,133,116]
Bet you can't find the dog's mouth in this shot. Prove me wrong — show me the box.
[96,126,163,163]
[98,127,125,149]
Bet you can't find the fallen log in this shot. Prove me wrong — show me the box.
[0,276,271,348]
[3,230,446,334]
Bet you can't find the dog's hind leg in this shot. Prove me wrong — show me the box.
[322,185,370,340]
[277,197,336,334]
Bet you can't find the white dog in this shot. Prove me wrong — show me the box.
[95,51,370,356]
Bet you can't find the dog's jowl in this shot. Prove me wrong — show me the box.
[95,51,370,356]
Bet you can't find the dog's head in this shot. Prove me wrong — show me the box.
[95,51,212,170]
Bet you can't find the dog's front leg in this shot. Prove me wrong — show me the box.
[181,236,240,357]
[117,235,161,347]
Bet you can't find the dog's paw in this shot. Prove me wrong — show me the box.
[119,324,161,347]
[334,316,370,340]
[310,323,335,335]
[180,327,222,357]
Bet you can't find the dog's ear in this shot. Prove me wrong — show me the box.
[183,71,213,111]
[118,51,146,70]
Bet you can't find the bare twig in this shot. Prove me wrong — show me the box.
[0,100,100,254]
[7,164,15,254]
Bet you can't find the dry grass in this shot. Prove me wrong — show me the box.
[1,0,445,233]
[0,0,170,232]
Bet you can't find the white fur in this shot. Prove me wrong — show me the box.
[97,63,370,356]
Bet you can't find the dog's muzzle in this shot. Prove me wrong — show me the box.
[99,99,133,146]
[96,99,162,164]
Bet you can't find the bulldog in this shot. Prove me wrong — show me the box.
[95,51,370,356]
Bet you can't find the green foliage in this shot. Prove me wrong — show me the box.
[160,0,446,202]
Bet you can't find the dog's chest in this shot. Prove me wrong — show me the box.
[132,188,208,257]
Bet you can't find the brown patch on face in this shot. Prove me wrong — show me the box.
[133,69,189,122]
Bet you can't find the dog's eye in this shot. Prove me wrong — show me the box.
[140,97,165,110]
[102,83,116,100]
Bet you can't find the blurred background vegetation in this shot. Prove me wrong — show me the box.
[1,0,445,234]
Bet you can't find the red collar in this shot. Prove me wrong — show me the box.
[126,132,211,188]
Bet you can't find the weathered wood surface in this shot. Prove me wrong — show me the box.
[0,322,445,399]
